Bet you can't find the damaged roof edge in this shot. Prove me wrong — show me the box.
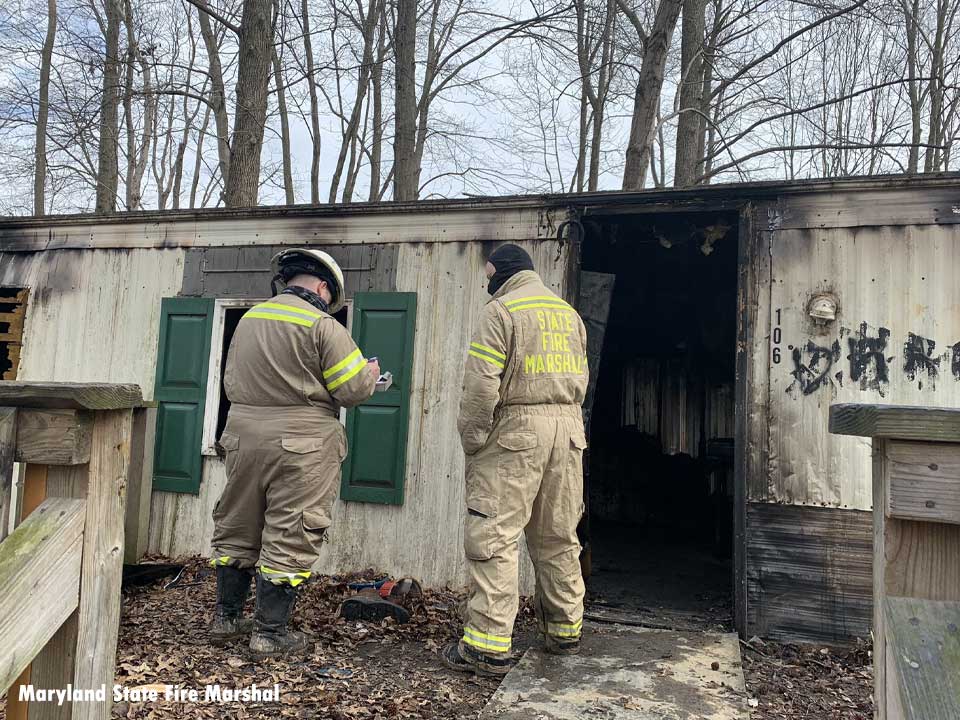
[0,172,958,251]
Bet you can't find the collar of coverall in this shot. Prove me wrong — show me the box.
[489,269,540,302]
[281,285,330,314]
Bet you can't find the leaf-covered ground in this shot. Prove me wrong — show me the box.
[105,559,536,719]
[0,558,873,719]
[742,637,874,720]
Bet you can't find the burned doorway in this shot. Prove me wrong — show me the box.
[578,212,739,629]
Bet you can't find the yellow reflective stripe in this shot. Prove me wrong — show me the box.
[463,626,511,652]
[323,348,363,379]
[468,349,505,369]
[244,311,315,328]
[256,302,323,319]
[259,566,312,587]
[210,556,231,567]
[326,357,366,392]
[504,295,566,307]
[546,619,583,637]
[470,342,506,360]
[507,302,571,313]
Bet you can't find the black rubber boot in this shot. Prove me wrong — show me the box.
[442,641,515,677]
[544,634,581,656]
[209,566,254,646]
[249,574,312,660]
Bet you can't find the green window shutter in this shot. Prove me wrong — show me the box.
[152,297,214,494]
[341,292,417,505]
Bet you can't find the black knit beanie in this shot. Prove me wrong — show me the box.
[486,244,535,296]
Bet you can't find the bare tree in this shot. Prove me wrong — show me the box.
[223,0,275,207]
[394,0,418,201]
[33,0,58,215]
[195,0,233,196]
[621,0,683,190]
[674,0,706,186]
[95,0,123,212]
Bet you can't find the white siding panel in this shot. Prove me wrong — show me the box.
[766,224,960,510]
[148,459,225,558]
[0,249,185,397]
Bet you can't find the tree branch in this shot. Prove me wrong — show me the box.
[183,0,240,36]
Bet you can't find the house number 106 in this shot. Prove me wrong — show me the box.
[772,309,782,364]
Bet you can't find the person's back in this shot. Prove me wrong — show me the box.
[447,245,589,677]
[224,291,372,415]
[459,268,588,453]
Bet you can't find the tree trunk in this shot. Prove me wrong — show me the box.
[196,0,231,195]
[621,0,682,190]
[587,0,615,191]
[330,0,379,203]
[674,0,706,187]
[574,83,588,193]
[172,22,201,209]
[394,0,418,201]
[273,46,295,204]
[224,0,275,208]
[123,0,136,209]
[122,0,154,210]
[368,4,386,202]
[924,2,948,173]
[34,0,57,216]
[190,103,212,208]
[696,1,718,182]
[302,0,322,204]
[95,0,122,213]
[904,0,921,173]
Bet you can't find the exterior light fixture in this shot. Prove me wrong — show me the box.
[808,293,838,323]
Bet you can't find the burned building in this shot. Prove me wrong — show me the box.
[2,174,958,643]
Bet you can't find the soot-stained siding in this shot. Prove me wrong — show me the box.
[180,244,399,298]
[746,502,873,643]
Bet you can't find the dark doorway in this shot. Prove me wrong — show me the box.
[579,212,739,630]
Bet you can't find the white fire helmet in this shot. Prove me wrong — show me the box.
[270,248,347,314]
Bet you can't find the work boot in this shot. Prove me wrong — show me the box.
[209,566,254,646]
[442,641,514,677]
[544,634,581,656]
[249,574,313,660]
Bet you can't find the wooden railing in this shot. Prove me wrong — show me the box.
[0,382,144,720]
[830,403,960,720]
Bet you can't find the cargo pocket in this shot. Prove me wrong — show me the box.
[496,431,538,479]
[570,429,587,452]
[219,432,241,477]
[301,509,329,554]
[282,437,325,454]
[464,496,499,561]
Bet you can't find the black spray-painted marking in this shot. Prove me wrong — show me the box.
[952,343,960,381]
[787,340,842,396]
[903,333,940,390]
[847,323,894,397]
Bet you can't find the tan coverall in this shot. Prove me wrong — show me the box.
[458,269,589,656]
[211,293,375,586]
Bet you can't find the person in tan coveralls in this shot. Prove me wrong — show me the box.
[444,244,589,676]
[208,248,378,659]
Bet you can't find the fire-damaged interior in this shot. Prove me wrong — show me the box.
[578,211,739,626]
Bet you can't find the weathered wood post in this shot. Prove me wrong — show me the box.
[0,382,144,720]
[830,403,960,720]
